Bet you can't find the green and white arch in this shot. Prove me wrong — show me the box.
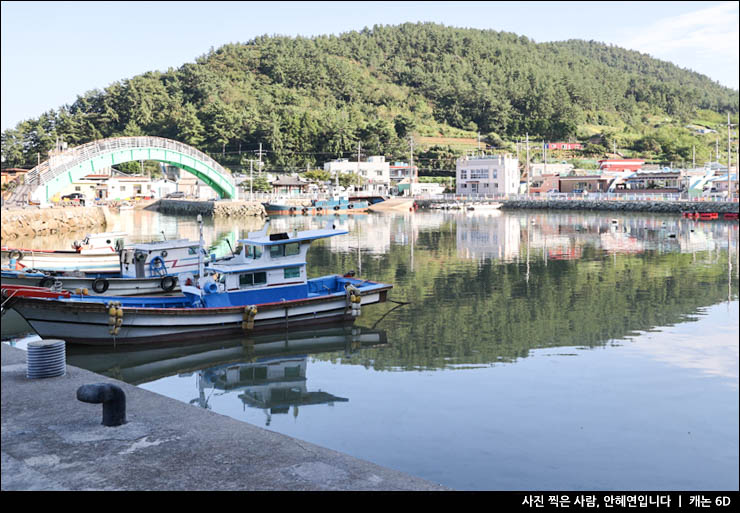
[28,136,236,203]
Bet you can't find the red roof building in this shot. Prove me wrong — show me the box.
[598,159,645,173]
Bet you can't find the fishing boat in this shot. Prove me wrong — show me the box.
[1,232,127,273]
[2,238,209,296]
[264,190,368,216]
[3,222,393,345]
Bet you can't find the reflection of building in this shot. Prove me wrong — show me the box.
[456,214,521,261]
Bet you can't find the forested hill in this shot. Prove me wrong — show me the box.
[2,22,738,171]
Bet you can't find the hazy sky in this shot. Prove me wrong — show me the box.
[1,1,738,131]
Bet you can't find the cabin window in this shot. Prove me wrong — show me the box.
[239,273,253,286]
[246,245,263,259]
[254,272,266,284]
[284,366,300,378]
[270,242,300,258]
[284,266,300,279]
[188,247,197,255]
[285,242,300,256]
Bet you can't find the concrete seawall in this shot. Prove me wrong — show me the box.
[1,206,109,243]
[153,199,266,218]
[0,343,448,491]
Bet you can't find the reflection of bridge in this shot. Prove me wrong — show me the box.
[23,136,236,203]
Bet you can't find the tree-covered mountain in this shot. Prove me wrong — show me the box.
[2,22,738,172]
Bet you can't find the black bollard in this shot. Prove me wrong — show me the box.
[76,383,127,426]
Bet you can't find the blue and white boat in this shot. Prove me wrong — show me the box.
[6,221,393,345]
[1,232,127,273]
[2,238,209,296]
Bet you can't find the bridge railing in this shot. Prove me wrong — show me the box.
[25,136,234,188]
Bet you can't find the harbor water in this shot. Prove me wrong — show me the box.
[3,208,738,490]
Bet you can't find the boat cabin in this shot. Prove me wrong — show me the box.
[120,239,208,278]
[73,232,127,254]
[207,224,348,292]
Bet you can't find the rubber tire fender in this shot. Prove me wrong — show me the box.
[160,276,176,292]
[92,277,110,294]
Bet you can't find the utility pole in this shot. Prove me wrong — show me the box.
[249,160,254,201]
[526,133,530,195]
[409,136,416,183]
[729,112,735,200]
[692,145,695,169]
[254,143,266,176]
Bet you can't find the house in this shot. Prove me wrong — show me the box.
[397,179,445,197]
[559,175,611,193]
[529,162,574,177]
[545,142,583,150]
[323,156,390,195]
[1,168,31,187]
[271,175,308,196]
[598,159,645,173]
[389,162,417,185]
[529,174,561,194]
[456,154,519,195]
[622,171,681,192]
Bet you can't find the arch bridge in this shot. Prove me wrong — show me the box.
[26,136,236,203]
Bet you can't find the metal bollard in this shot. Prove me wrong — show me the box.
[76,383,127,426]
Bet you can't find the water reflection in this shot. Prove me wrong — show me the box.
[66,325,387,425]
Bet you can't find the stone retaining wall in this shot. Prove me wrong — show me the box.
[1,206,109,242]
[153,200,266,218]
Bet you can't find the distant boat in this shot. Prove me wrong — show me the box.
[264,191,369,215]
[118,202,134,211]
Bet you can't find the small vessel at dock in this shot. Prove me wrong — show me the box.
[1,232,127,273]
[3,221,393,345]
[2,238,209,296]
[264,190,369,216]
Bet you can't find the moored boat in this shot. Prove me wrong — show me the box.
[264,191,368,216]
[3,222,393,345]
[2,238,209,295]
[1,232,127,273]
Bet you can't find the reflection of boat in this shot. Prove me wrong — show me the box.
[466,202,502,212]
[5,222,392,345]
[66,324,387,386]
[1,232,127,273]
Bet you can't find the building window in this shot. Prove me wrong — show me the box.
[75,186,81,191]
[460,170,467,179]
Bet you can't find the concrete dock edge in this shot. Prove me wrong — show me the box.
[1,343,449,491]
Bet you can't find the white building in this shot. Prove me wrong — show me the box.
[456,154,520,195]
[323,156,390,195]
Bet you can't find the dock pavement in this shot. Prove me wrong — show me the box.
[1,343,448,491]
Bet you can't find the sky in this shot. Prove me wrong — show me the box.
[1,1,738,132]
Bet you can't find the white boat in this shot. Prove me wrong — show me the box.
[2,238,209,295]
[466,202,502,211]
[4,222,393,345]
[2,232,127,273]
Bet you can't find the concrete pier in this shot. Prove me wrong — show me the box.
[1,343,448,491]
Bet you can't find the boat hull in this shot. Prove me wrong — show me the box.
[2,248,120,273]
[10,277,391,345]
[264,201,369,216]
[1,270,180,296]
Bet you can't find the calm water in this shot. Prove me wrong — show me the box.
[3,208,738,490]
